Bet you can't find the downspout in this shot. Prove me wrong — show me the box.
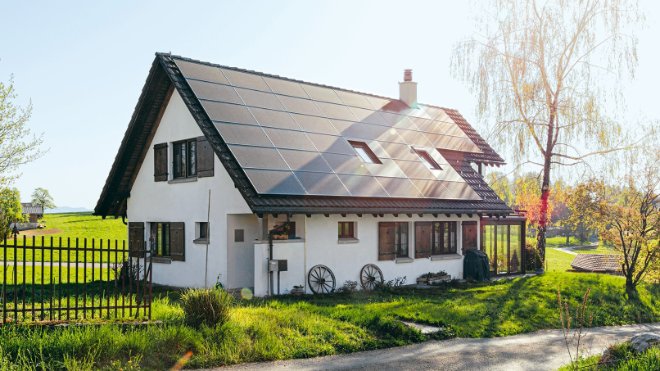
[204,189,211,288]
[268,215,291,296]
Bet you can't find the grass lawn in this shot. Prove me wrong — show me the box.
[0,272,657,369]
[9,212,126,244]
[1,213,128,263]
[546,247,576,272]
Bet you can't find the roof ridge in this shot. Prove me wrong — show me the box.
[156,52,461,112]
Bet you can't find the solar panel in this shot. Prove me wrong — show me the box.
[235,87,285,111]
[221,68,272,92]
[294,171,350,196]
[279,149,333,172]
[249,107,301,130]
[244,169,305,194]
[263,128,316,151]
[187,80,243,105]
[215,123,273,147]
[338,174,389,197]
[175,57,485,200]
[227,145,289,170]
[301,84,343,104]
[174,60,229,85]
[201,101,257,125]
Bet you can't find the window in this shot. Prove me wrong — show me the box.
[415,221,457,258]
[414,148,442,170]
[153,143,168,182]
[378,222,409,260]
[234,229,244,242]
[194,222,209,243]
[149,222,185,261]
[271,222,296,239]
[348,140,381,164]
[173,139,197,179]
[151,222,170,257]
[154,137,214,182]
[338,221,356,239]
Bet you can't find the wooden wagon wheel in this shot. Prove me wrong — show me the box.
[360,264,384,291]
[307,265,336,294]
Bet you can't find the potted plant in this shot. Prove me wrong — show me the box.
[416,270,451,285]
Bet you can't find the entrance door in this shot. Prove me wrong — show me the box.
[462,221,478,254]
[227,214,259,290]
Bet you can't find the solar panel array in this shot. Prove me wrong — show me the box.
[174,58,482,200]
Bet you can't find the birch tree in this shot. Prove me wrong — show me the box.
[0,76,43,186]
[452,0,642,264]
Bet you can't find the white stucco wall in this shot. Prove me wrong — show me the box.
[126,90,252,288]
[254,214,480,296]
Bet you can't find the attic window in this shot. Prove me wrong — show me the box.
[348,141,381,164]
[414,149,442,170]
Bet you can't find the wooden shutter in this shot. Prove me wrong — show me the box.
[196,136,214,178]
[169,222,185,261]
[128,222,144,258]
[154,143,168,182]
[378,222,396,261]
[415,222,432,258]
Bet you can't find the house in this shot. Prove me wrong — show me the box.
[95,53,526,296]
[21,203,43,224]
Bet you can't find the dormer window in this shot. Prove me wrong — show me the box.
[349,140,381,164]
[414,148,442,170]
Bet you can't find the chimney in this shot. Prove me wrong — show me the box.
[399,69,417,107]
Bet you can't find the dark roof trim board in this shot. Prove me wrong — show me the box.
[95,53,511,217]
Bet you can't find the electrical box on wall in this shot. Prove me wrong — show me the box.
[268,259,288,272]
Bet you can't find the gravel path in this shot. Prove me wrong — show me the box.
[212,323,659,371]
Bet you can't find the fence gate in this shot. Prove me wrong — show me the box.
[1,236,152,324]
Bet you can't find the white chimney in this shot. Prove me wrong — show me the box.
[399,69,417,107]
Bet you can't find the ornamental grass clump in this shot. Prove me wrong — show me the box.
[181,288,233,328]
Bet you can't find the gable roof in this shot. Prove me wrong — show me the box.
[571,254,622,273]
[21,203,43,215]
[95,53,510,217]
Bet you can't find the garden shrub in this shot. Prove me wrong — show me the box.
[524,242,543,271]
[180,288,233,328]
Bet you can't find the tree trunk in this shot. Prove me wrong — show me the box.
[537,152,552,267]
[625,277,639,301]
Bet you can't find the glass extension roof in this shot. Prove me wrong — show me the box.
[174,58,482,200]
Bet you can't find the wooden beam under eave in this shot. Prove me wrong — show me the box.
[306,214,311,218]
[432,213,438,218]
[324,214,330,217]
[341,213,347,217]
[417,213,423,217]
[445,213,451,218]
[406,213,412,218]
[357,214,362,217]
[467,213,473,218]
[372,214,378,218]
[393,214,399,217]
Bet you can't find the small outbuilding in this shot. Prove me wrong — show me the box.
[21,203,44,223]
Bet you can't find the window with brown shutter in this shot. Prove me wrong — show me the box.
[414,222,432,258]
[128,222,145,257]
[153,143,168,182]
[378,222,395,260]
[415,221,457,256]
[169,222,185,261]
[148,222,185,261]
[196,136,214,177]
[379,222,409,260]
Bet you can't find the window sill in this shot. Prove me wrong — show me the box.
[193,238,209,245]
[168,177,197,184]
[254,238,305,244]
[152,257,172,264]
[430,254,462,261]
[337,238,359,244]
[395,257,414,264]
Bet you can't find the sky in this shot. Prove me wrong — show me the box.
[1,0,659,209]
